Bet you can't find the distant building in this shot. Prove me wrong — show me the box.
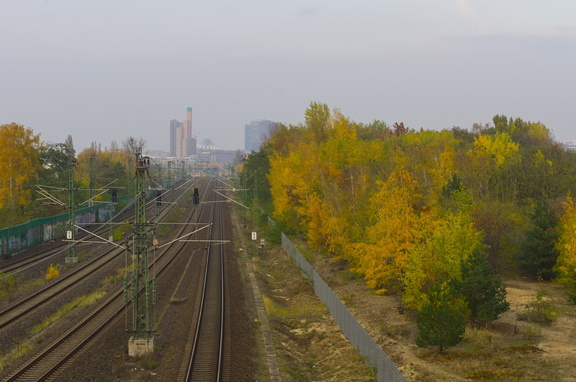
[564,140,576,151]
[244,119,279,152]
[197,139,238,164]
[169,107,197,157]
[169,119,182,157]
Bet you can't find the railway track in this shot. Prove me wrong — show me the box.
[0,175,195,277]
[182,178,228,381]
[1,178,210,381]
[0,179,196,332]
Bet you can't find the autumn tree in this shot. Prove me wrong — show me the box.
[0,123,41,211]
[463,132,519,200]
[350,168,431,294]
[358,120,392,140]
[75,144,130,203]
[393,122,409,136]
[554,196,576,303]
[403,205,483,311]
[263,105,576,310]
[304,102,330,143]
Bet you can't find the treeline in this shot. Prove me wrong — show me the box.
[0,122,145,228]
[242,103,576,314]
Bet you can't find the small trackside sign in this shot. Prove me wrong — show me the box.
[251,232,257,240]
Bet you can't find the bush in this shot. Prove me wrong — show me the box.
[45,264,60,281]
[516,290,560,325]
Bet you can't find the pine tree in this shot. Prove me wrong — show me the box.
[452,249,510,325]
[519,200,559,280]
[416,280,466,352]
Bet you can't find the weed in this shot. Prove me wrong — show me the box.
[0,272,18,302]
[516,290,560,325]
[0,342,34,373]
[507,343,542,353]
[468,368,511,380]
[45,264,60,281]
[524,326,541,337]
[341,291,355,304]
[113,224,132,241]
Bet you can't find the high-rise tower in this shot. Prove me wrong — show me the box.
[169,107,197,157]
[245,119,279,152]
[184,107,196,155]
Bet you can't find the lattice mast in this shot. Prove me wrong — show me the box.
[131,149,153,340]
[66,157,77,262]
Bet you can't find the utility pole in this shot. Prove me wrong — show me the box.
[127,149,155,357]
[66,157,78,264]
[89,154,95,208]
[167,161,174,202]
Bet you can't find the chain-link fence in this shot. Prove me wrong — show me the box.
[282,233,406,382]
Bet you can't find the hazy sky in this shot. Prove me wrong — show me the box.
[1,1,575,152]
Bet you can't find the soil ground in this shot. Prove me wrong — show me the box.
[243,207,576,381]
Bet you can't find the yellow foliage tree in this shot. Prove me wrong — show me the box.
[0,123,41,208]
[554,196,576,301]
[403,208,483,310]
[350,168,432,294]
[464,132,520,199]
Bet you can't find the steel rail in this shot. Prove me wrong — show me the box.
[1,179,207,381]
[185,178,226,381]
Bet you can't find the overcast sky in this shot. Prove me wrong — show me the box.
[1,0,575,152]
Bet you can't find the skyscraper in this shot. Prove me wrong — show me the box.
[169,107,197,157]
[244,119,279,152]
[184,107,196,155]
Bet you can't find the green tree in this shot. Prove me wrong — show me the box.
[38,142,72,185]
[241,148,273,210]
[519,200,559,280]
[452,248,510,325]
[416,280,466,352]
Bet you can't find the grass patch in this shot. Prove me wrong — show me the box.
[0,342,34,373]
[262,294,323,319]
[30,290,107,335]
[113,224,133,241]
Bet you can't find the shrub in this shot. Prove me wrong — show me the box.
[45,264,60,281]
[516,290,560,325]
